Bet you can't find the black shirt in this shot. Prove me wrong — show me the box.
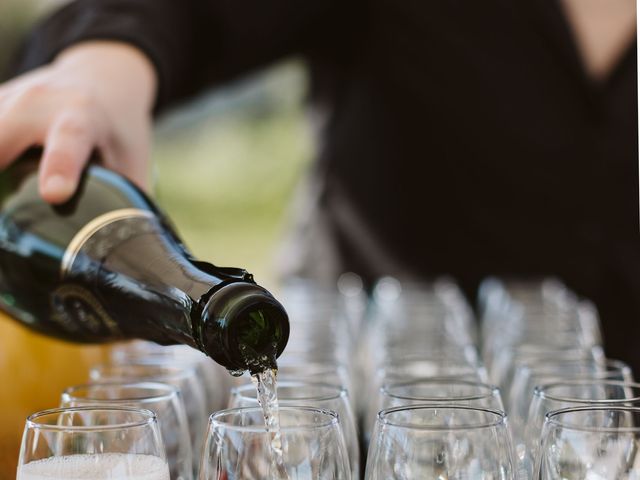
[11,0,639,367]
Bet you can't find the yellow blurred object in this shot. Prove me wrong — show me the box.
[0,313,109,479]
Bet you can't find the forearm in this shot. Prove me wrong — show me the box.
[11,0,201,112]
[11,0,351,113]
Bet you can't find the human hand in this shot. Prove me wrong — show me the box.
[0,41,157,203]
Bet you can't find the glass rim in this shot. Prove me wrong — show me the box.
[380,357,481,372]
[112,342,204,359]
[26,406,157,432]
[380,346,479,361]
[505,343,598,354]
[210,406,339,433]
[90,362,196,381]
[112,350,203,365]
[545,406,640,433]
[377,404,507,431]
[381,377,499,402]
[232,380,346,402]
[271,361,348,375]
[527,359,632,381]
[268,364,350,387]
[275,350,346,366]
[523,358,629,373]
[62,381,179,405]
[535,379,640,403]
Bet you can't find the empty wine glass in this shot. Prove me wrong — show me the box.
[508,358,633,440]
[367,277,477,366]
[534,406,640,479]
[200,406,351,479]
[365,377,504,450]
[522,380,640,478]
[90,362,207,475]
[61,381,193,480]
[17,406,169,480]
[491,344,603,394]
[230,380,359,479]
[373,351,489,394]
[365,405,516,479]
[365,355,489,442]
[111,342,233,412]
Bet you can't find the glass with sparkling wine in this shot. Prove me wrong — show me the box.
[17,406,169,480]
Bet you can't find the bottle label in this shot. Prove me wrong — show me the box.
[61,208,155,279]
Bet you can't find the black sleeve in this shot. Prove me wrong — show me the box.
[10,0,347,112]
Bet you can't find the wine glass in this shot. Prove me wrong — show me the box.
[372,352,489,397]
[508,358,633,441]
[61,381,193,480]
[367,278,477,367]
[111,342,233,412]
[90,362,207,475]
[367,377,504,451]
[490,344,603,395]
[364,355,489,443]
[534,406,640,479]
[522,380,640,478]
[200,406,351,479]
[365,404,515,479]
[230,380,359,479]
[377,345,486,376]
[17,406,169,480]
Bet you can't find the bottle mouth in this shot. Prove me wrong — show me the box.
[201,282,289,374]
[228,300,289,374]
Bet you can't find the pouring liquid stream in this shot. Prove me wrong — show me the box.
[252,368,289,480]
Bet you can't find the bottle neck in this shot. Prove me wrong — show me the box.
[127,257,256,350]
[82,214,255,350]
[119,251,290,374]
[198,282,290,374]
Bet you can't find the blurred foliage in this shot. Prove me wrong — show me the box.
[0,0,313,286]
[154,66,312,286]
[0,0,37,79]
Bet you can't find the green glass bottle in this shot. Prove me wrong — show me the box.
[0,149,289,374]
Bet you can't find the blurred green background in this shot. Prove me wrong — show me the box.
[0,0,313,288]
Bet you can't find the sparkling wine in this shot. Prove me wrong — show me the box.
[252,368,289,480]
[17,453,170,480]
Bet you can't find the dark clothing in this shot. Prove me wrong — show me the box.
[13,1,639,368]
